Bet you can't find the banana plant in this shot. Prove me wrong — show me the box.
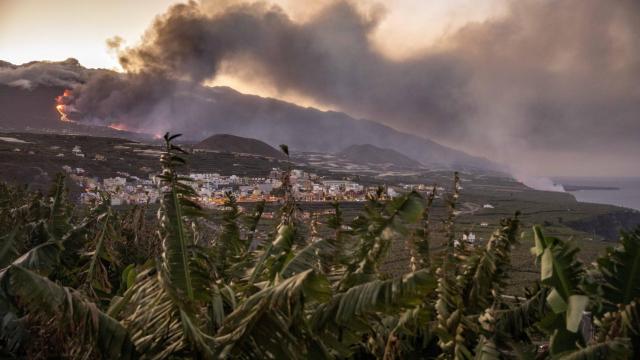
[115,133,216,358]
[0,185,126,356]
[215,269,332,359]
[81,193,121,299]
[248,144,306,285]
[213,192,244,280]
[1,135,640,359]
[589,228,640,355]
[6,265,137,358]
[532,226,589,355]
[244,199,265,250]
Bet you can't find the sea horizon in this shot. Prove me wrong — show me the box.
[553,176,640,211]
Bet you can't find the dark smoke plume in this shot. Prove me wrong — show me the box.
[7,0,639,175]
[0,58,89,90]
[110,0,470,138]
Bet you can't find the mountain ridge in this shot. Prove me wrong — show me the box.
[196,133,286,159]
[0,59,504,173]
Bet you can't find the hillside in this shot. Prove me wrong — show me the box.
[337,144,422,168]
[196,133,285,159]
[170,86,502,172]
[0,83,153,141]
[0,84,64,130]
[2,131,640,252]
[0,132,298,193]
[0,59,502,172]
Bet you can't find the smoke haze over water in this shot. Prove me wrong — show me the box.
[2,0,640,176]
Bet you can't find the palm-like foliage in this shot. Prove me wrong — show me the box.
[114,133,216,359]
[216,269,331,359]
[7,265,137,358]
[81,195,122,299]
[0,182,126,356]
[591,228,640,354]
[344,189,424,285]
[0,229,19,269]
[244,199,265,249]
[459,215,520,313]
[596,228,640,310]
[156,133,204,299]
[0,135,639,359]
[532,226,589,355]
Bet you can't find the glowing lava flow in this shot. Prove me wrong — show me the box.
[108,123,129,131]
[55,89,151,136]
[55,89,76,123]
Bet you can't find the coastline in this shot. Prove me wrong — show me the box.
[556,177,640,211]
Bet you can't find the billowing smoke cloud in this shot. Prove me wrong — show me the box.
[4,0,640,175]
[451,0,640,164]
[105,0,640,174]
[68,71,178,127]
[110,0,471,138]
[0,58,89,90]
[513,172,566,193]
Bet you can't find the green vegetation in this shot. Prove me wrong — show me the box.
[0,133,638,359]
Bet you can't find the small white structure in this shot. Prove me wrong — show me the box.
[480,222,489,227]
[483,204,495,209]
[72,145,84,157]
[463,232,477,244]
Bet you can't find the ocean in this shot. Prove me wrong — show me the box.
[554,177,640,211]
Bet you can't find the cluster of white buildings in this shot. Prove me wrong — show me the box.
[189,171,280,206]
[64,164,403,207]
[63,166,159,206]
[191,168,373,206]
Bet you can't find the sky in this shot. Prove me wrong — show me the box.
[0,0,503,69]
[1,0,639,177]
[0,0,179,69]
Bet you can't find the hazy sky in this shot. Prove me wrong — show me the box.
[0,0,503,69]
[1,0,639,177]
[0,0,179,69]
